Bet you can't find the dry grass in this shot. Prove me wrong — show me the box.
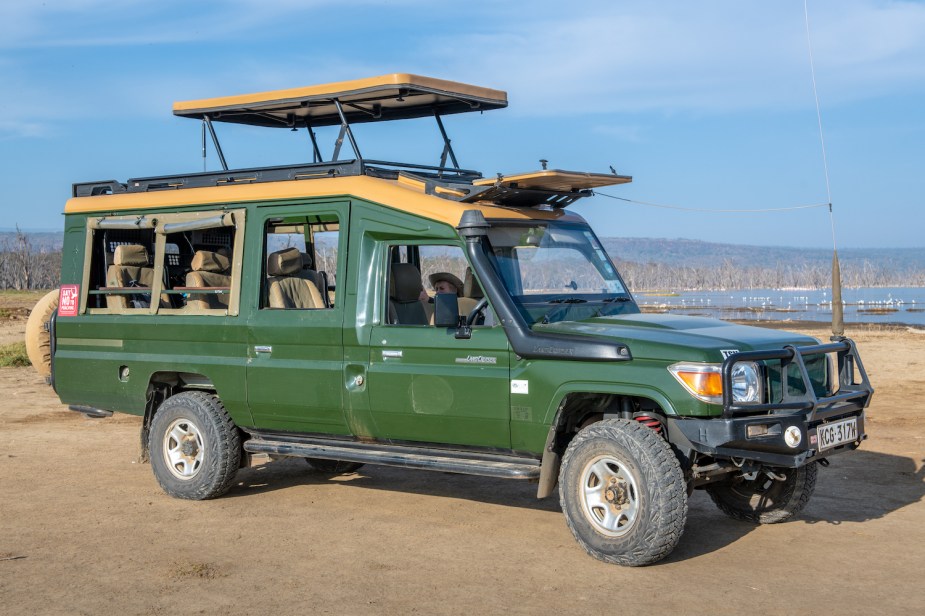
[0,290,48,312]
[168,561,223,580]
[0,341,30,367]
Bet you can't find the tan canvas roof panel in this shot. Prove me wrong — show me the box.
[173,73,508,128]
[472,169,632,192]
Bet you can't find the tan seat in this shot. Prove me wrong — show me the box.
[105,244,157,309]
[185,250,232,310]
[266,247,325,309]
[458,267,483,316]
[389,263,428,325]
[300,252,331,307]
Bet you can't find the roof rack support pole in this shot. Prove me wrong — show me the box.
[434,111,460,173]
[333,99,363,165]
[332,124,346,161]
[305,120,324,163]
[201,120,207,172]
[203,115,229,172]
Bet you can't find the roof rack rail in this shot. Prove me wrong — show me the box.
[72,158,486,198]
[72,181,129,198]
[73,161,362,197]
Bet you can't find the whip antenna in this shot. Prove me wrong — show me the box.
[804,0,844,338]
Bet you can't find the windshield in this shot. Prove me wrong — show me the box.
[486,221,639,325]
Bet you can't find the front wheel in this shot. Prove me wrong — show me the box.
[149,391,241,500]
[707,463,817,524]
[559,419,687,566]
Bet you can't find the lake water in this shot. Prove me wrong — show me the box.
[635,286,925,327]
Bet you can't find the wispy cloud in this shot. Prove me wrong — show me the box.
[1,0,923,138]
[0,0,424,49]
[420,1,925,115]
[591,124,646,143]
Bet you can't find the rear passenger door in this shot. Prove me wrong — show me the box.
[245,203,351,434]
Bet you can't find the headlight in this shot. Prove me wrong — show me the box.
[669,362,763,405]
[730,362,761,403]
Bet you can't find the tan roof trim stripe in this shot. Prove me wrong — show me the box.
[64,176,582,227]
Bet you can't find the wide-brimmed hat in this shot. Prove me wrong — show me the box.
[428,272,463,296]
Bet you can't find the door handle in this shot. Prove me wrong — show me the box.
[382,350,403,359]
[254,345,272,354]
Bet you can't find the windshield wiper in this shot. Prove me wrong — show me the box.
[594,296,634,317]
[541,297,587,324]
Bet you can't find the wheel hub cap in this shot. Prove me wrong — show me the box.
[163,418,205,480]
[579,455,639,537]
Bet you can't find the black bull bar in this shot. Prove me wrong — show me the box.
[721,338,873,419]
[668,338,874,468]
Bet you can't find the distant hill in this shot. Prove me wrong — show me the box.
[602,237,925,272]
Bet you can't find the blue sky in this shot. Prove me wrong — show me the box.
[1,0,923,248]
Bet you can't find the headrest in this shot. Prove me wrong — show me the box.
[300,252,313,269]
[390,263,424,302]
[113,244,149,267]
[267,247,302,277]
[428,272,463,296]
[463,268,484,299]
[191,250,231,273]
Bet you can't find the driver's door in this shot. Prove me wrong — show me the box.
[365,244,512,449]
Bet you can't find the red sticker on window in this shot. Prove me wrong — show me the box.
[58,284,80,317]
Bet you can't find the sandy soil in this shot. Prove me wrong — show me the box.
[1,295,923,615]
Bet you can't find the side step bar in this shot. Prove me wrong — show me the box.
[68,405,113,419]
[243,436,541,480]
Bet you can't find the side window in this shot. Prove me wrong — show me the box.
[169,221,237,313]
[86,226,157,311]
[262,214,339,310]
[385,244,486,326]
[83,210,244,315]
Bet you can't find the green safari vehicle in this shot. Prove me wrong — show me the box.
[36,74,874,566]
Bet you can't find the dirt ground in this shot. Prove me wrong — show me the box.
[1,293,923,615]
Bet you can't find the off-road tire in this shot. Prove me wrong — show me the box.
[707,463,817,524]
[558,418,687,567]
[304,458,364,474]
[24,289,59,377]
[149,391,241,500]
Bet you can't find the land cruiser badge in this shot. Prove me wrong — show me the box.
[455,355,497,365]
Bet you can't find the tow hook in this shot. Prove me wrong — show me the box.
[817,458,831,468]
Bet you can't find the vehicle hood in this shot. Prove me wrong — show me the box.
[532,313,820,363]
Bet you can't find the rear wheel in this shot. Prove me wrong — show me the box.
[707,463,817,524]
[304,458,364,474]
[149,391,241,500]
[559,419,687,566]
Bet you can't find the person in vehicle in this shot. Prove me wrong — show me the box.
[428,272,463,297]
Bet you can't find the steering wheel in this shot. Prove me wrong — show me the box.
[466,297,488,326]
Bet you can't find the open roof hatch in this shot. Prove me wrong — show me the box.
[173,73,508,127]
[171,73,507,180]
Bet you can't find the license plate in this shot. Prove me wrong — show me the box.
[816,417,858,451]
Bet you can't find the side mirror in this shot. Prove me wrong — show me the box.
[434,294,472,339]
[434,293,460,328]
